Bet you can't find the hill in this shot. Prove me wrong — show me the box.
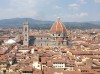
[0,18,100,29]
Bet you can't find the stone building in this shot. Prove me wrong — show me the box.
[23,18,69,47]
[23,21,29,46]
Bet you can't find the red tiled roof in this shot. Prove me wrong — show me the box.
[50,18,67,33]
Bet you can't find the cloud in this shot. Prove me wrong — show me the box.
[68,0,87,11]
[69,3,79,10]
[0,0,99,22]
[78,0,87,4]
[0,0,39,19]
[72,12,88,18]
[0,0,56,20]
[98,15,100,17]
[95,0,100,3]
[54,5,61,9]
[79,12,88,17]
[68,0,87,10]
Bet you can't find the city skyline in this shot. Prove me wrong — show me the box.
[0,0,100,74]
[0,0,100,22]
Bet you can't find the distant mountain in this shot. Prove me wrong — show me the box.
[64,22,100,29]
[0,18,100,29]
[0,18,53,29]
[88,21,100,25]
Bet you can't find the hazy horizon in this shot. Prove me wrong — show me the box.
[0,17,100,23]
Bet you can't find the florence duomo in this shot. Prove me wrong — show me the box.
[0,0,100,74]
[23,18,70,47]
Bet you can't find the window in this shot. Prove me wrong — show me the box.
[41,43,42,46]
[63,38,64,40]
[25,27,27,31]
[47,43,48,46]
[25,39,27,41]
[58,34,60,36]
[38,65,40,67]
[25,34,27,37]
[62,42,63,44]
[54,38,55,40]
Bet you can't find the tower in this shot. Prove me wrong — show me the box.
[23,21,29,46]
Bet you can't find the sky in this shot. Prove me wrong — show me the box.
[0,0,100,22]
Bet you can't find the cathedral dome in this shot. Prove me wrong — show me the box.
[50,18,67,33]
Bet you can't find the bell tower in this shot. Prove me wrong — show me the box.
[23,21,29,46]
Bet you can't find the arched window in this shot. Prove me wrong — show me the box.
[41,43,42,46]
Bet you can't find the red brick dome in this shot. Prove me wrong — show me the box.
[50,18,67,33]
